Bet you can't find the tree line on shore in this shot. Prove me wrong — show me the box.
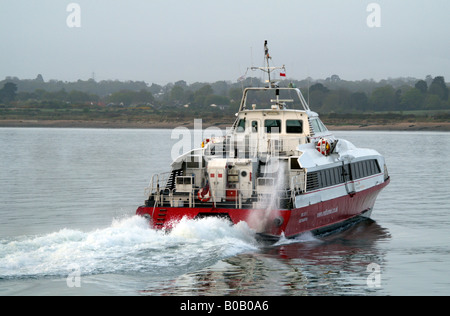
[0,74,449,116]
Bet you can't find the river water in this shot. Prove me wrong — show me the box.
[0,127,449,296]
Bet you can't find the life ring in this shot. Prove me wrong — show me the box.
[316,138,331,156]
[197,186,211,202]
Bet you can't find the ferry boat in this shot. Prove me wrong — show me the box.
[136,41,390,240]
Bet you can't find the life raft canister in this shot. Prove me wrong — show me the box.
[197,185,211,202]
[316,138,331,156]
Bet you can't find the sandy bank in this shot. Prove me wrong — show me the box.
[1,119,450,131]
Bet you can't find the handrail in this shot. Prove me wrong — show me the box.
[145,170,307,210]
[205,134,307,159]
[146,171,172,197]
[147,185,294,209]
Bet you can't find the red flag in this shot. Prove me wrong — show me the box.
[280,72,286,77]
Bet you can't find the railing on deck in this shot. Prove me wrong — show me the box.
[204,135,307,159]
[145,174,306,210]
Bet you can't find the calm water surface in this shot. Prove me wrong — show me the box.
[0,128,449,296]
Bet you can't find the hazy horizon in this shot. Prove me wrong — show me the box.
[1,0,449,85]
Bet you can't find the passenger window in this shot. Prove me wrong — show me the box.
[309,118,321,133]
[290,157,301,170]
[310,118,328,133]
[317,119,328,132]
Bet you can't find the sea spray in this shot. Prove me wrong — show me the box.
[0,215,257,280]
[247,157,287,233]
[170,216,256,244]
[273,231,320,246]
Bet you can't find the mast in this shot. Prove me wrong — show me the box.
[235,41,310,112]
[264,40,272,83]
[250,40,285,88]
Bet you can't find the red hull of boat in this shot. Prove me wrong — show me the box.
[136,178,389,239]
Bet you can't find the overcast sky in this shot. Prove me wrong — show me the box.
[1,0,449,84]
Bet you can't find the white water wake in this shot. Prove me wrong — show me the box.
[0,216,258,280]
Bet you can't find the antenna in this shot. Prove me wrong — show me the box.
[307,76,310,105]
[250,40,285,88]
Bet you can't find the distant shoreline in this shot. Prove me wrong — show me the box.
[1,119,450,131]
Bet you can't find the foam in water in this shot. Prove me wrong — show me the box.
[170,217,254,241]
[273,231,320,246]
[0,215,258,280]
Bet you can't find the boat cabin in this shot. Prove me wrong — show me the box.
[228,87,332,157]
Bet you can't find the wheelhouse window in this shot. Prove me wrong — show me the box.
[236,118,246,132]
[286,120,303,133]
[251,121,258,132]
[264,119,281,133]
